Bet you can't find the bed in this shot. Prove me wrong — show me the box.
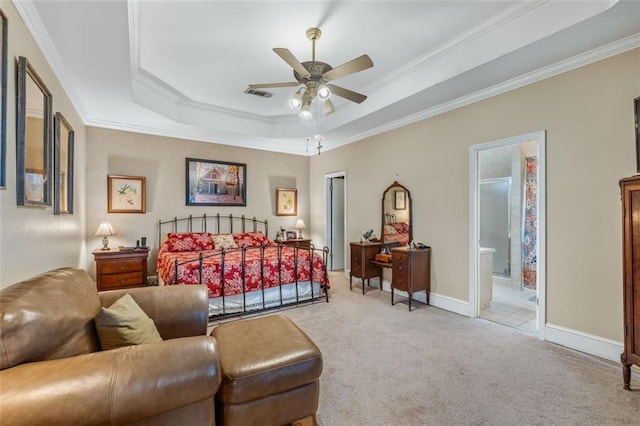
[383,213,410,246]
[156,214,329,318]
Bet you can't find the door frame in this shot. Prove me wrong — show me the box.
[468,131,546,339]
[325,171,347,271]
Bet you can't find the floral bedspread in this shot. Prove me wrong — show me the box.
[157,243,328,298]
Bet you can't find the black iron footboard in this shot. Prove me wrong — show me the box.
[170,243,329,319]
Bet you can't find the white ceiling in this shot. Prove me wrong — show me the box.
[16,0,640,155]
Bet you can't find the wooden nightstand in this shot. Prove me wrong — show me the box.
[93,248,149,291]
[280,238,312,248]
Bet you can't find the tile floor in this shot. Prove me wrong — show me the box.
[480,279,537,333]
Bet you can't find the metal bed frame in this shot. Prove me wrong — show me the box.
[157,214,329,319]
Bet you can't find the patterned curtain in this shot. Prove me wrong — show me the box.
[522,157,537,289]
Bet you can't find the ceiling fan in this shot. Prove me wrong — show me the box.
[249,27,374,117]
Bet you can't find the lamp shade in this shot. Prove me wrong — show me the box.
[95,221,116,250]
[94,221,116,236]
[295,219,306,230]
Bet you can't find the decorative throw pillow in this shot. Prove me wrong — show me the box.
[212,234,238,250]
[384,224,398,235]
[95,294,163,350]
[233,231,274,248]
[167,232,214,252]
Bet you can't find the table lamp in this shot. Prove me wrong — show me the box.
[95,221,116,250]
[295,219,306,238]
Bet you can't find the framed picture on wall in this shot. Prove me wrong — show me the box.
[186,158,246,206]
[0,9,7,190]
[394,190,406,210]
[276,188,297,216]
[107,175,146,213]
[635,96,640,173]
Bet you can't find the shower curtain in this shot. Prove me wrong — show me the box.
[522,157,537,289]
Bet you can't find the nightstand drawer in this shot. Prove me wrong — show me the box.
[99,259,143,275]
[100,272,144,290]
[93,248,149,291]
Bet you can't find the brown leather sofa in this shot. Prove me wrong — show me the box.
[0,267,221,426]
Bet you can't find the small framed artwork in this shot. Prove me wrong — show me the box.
[394,190,406,210]
[186,157,246,206]
[635,96,640,173]
[286,230,298,240]
[276,188,297,216]
[107,175,146,213]
[0,9,7,189]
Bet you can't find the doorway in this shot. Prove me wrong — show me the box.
[325,172,346,271]
[469,131,546,338]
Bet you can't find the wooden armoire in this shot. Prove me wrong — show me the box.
[620,176,640,390]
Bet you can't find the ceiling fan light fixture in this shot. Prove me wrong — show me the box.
[289,88,304,110]
[317,83,331,100]
[299,91,313,118]
[324,98,335,115]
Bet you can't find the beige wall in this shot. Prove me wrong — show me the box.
[0,0,86,287]
[85,127,310,278]
[310,48,640,342]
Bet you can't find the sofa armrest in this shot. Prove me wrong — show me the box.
[0,336,220,426]
[99,285,209,339]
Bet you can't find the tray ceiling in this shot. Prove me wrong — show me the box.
[16,0,640,155]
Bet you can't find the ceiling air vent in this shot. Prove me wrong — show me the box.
[244,88,273,98]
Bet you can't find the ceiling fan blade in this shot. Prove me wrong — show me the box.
[327,84,367,104]
[273,48,311,78]
[323,54,373,81]
[249,82,300,89]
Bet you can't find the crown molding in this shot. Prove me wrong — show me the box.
[327,33,640,154]
[13,0,89,122]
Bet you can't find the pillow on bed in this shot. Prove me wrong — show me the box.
[233,231,273,248]
[389,222,409,234]
[212,234,238,249]
[167,232,214,252]
[384,224,398,235]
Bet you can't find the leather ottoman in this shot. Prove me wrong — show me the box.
[212,315,322,426]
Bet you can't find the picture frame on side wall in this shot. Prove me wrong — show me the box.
[186,158,247,206]
[0,9,7,189]
[276,188,297,216]
[16,56,52,207]
[107,175,146,213]
[635,96,640,173]
[53,112,74,214]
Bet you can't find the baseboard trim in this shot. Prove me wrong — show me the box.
[379,279,469,316]
[544,323,623,363]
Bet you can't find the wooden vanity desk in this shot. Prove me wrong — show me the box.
[391,246,431,311]
[350,241,382,294]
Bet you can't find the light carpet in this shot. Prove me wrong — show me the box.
[210,272,640,425]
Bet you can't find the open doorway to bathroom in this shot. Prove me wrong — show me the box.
[469,131,546,337]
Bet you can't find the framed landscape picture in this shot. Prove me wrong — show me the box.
[276,188,297,216]
[107,175,146,213]
[186,158,246,206]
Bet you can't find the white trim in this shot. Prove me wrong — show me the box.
[469,131,547,341]
[544,323,623,363]
[378,280,470,317]
[331,34,640,154]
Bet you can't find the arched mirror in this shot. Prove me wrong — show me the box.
[381,181,412,247]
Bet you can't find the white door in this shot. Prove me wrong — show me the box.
[326,175,345,271]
